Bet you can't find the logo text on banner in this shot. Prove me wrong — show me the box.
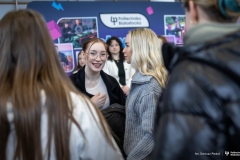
[100,13,149,28]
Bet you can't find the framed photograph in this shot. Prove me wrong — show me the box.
[54,43,75,73]
[57,17,99,49]
[164,15,186,45]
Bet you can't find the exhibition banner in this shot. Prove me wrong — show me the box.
[27,1,185,73]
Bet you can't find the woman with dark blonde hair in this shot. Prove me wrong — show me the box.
[153,0,240,159]
[123,28,167,160]
[0,9,122,160]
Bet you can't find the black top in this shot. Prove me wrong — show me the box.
[61,27,72,42]
[69,65,126,106]
[153,30,240,160]
[114,60,126,86]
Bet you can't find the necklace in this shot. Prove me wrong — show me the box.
[85,71,100,87]
[86,78,99,87]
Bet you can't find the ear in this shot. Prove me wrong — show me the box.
[189,0,199,23]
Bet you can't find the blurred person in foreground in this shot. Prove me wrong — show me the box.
[153,0,240,159]
[0,9,123,160]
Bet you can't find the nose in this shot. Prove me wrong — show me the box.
[123,47,126,55]
[123,47,126,53]
[95,54,101,61]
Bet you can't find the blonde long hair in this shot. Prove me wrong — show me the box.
[129,28,167,87]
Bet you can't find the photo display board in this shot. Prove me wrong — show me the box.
[27,1,184,73]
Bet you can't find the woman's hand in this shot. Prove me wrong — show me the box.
[90,93,107,108]
[122,86,130,96]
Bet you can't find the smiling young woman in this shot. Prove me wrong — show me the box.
[70,38,125,110]
[69,38,126,156]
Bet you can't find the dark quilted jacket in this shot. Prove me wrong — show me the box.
[153,30,240,160]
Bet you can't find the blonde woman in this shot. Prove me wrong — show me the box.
[123,28,167,160]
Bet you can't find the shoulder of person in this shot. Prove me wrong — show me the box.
[69,68,84,83]
[105,59,115,65]
[170,59,206,84]
[144,77,162,94]
[132,72,162,92]
[123,61,133,69]
[101,70,119,85]
[72,70,78,74]
[69,72,78,81]
[123,61,131,65]
[132,72,152,84]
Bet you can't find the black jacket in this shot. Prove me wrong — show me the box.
[70,66,126,106]
[70,66,126,156]
[153,30,240,160]
[61,27,72,42]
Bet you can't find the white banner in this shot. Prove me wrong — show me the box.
[100,13,149,28]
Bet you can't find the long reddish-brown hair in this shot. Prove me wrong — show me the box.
[82,37,108,53]
[0,9,114,160]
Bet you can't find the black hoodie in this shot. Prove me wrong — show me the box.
[153,29,240,160]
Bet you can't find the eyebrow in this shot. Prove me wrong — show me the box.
[89,50,106,53]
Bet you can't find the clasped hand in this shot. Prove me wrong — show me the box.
[90,93,107,108]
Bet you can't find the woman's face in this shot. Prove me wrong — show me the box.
[123,34,132,64]
[85,42,107,73]
[108,40,120,55]
[78,51,86,67]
